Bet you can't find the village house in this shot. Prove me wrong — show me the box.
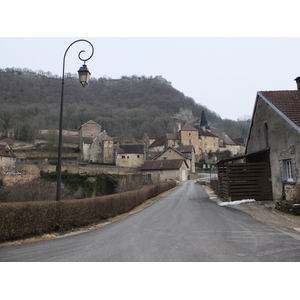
[115,144,145,168]
[78,120,114,164]
[0,142,16,174]
[216,77,300,202]
[151,146,194,174]
[195,110,219,156]
[77,110,245,182]
[219,132,244,156]
[140,159,189,182]
[245,78,300,201]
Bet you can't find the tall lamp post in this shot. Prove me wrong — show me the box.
[56,39,94,201]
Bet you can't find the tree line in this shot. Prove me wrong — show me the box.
[0,68,250,143]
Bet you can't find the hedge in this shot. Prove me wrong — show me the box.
[0,181,176,243]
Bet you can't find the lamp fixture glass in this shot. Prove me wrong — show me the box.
[78,63,91,87]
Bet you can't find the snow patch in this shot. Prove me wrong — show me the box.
[218,199,256,206]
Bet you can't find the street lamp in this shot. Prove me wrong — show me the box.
[56,39,94,201]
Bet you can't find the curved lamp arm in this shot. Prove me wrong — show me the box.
[57,39,94,201]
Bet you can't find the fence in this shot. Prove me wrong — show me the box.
[217,162,272,201]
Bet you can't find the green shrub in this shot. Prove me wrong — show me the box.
[275,200,300,216]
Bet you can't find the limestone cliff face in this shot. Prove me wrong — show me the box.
[173,108,197,124]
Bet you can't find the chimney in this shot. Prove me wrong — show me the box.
[294,77,300,98]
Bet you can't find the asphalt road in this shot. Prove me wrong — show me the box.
[1,180,300,262]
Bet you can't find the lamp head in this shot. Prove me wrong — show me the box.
[78,63,91,87]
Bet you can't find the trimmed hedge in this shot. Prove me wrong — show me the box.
[0,181,176,243]
[275,200,300,216]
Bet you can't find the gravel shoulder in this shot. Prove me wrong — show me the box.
[204,186,300,241]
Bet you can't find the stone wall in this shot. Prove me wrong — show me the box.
[15,161,137,177]
[2,175,38,187]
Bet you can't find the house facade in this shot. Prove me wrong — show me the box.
[152,146,194,174]
[246,79,300,201]
[140,159,189,182]
[116,144,145,168]
[0,142,16,174]
[78,120,114,164]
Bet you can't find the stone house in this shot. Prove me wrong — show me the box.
[245,78,300,201]
[166,133,180,148]
[179,123,200,154]
[140,159,189,182]
[152,146,194,174]
[116,144,145,168]
[196,110,219,155]
[219,132,245,156]
[0,142,16,174]
[78,120,114,164]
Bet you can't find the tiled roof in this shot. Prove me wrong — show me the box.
[259,90,300,129]
[149,136,166,148]
[175,145,194,153]
[181,123,198,131]
[152,146,190,160]
[218,132,237,146]
[194,125,218,138]
[146,134,162,139]
[166,133,179,140]
[118,144,144,154]
[79,120,101,130]
[0,142,16,158]
[140,159,187,170]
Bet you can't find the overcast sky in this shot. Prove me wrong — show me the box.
[2,0,298,295]
[2,2,300,122]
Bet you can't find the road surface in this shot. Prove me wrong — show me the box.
[1,180,300,261]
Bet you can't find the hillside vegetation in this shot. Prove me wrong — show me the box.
[0,68,250,143]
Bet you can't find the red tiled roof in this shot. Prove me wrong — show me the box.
[259,90,300,128]
[140,159,187,170]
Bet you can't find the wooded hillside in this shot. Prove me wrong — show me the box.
[0,68,250,143]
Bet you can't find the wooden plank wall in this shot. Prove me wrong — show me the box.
[217,162,272,201]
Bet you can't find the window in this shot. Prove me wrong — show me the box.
[137,155,140,158]
[122,156,125,159]
[283,159,294,182]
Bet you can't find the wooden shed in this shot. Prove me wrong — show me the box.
[216,150,273,201]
